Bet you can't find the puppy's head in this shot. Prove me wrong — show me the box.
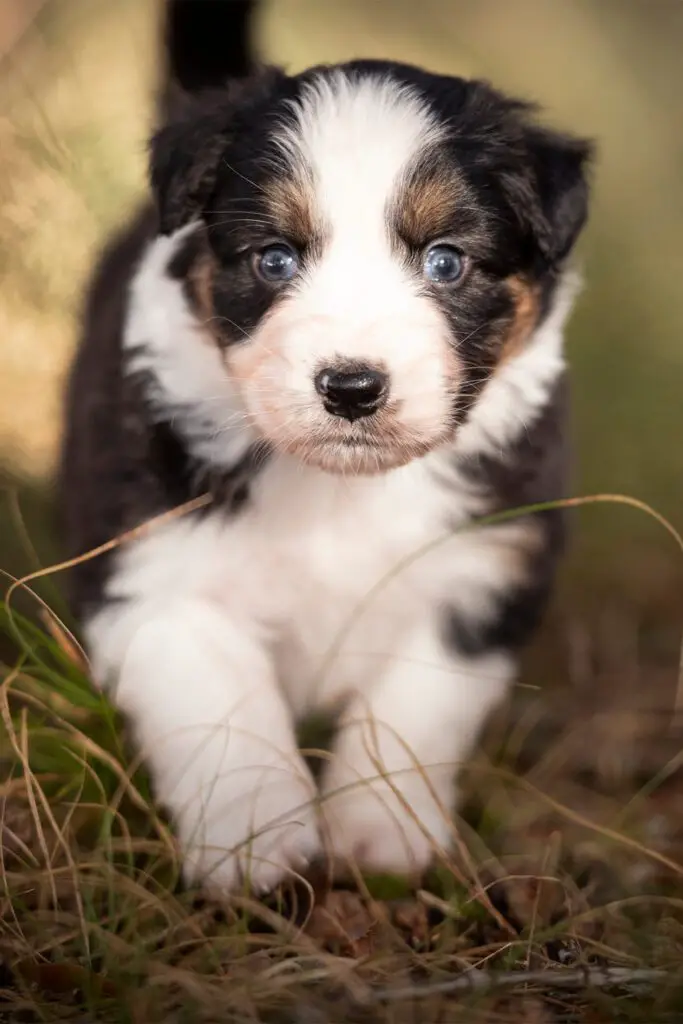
[151,61,591,474]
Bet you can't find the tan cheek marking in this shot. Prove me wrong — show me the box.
[187,252,217,329]
[498,276,540,366]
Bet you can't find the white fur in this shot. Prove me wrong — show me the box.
[88,443,528,888]
[97,600,318,893]
[94,73,578,892]
[320,635,513,874]
[124,223,255,470]
[276,71,446,222]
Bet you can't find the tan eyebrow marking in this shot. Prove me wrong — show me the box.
[393,159,469,246]
[262,174,321,249]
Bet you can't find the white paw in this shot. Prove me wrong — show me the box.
[321,766,455,878]
[176,765,321,896]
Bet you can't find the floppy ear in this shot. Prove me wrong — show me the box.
[450,79,593,268]
[149,97,234,235]
[522,126,594,266]
[149,68,285,235]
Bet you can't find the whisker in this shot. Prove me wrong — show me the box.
[220,159,267,195]
[206,218,274,231]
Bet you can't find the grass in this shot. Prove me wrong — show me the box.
[2,610,683,1023]
[3,499,683,1022]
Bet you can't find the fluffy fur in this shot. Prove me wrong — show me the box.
[59,0,592,894]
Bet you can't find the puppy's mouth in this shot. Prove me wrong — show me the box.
[337,434,384,449]
[283,424,451,476]
[242,384,455,474]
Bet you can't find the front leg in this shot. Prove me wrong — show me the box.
[320,623,514,877]
[87,598,320,895]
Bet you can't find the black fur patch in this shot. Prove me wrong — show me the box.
[443,375,570,656]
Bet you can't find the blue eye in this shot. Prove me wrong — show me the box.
[423,244,464,284]
[256,243,299,283]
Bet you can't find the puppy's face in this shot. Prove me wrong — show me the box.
[152,62,591,474]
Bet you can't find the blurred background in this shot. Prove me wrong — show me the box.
[1,0,682,784]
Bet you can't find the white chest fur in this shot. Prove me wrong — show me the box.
[85,445,528,890]
[94,448,522,715]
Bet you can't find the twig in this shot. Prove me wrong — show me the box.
[368,966,667,1004]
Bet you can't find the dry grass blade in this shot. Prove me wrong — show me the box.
[501,768,683,879]
[38,608,88,672]
[1,671,91,958]
[2,492,213,670]
[314,492,683,700]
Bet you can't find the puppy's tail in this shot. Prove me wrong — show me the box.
[163,0,259,95]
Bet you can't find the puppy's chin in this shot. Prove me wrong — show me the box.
[275,431,452,476]
[294,442,409,476]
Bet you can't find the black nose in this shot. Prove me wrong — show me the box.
[315,367,388,422]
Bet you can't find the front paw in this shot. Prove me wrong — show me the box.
[320,766,454,878]
[177,766,322,896]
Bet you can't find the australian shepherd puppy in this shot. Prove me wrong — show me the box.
[59,0,592,895]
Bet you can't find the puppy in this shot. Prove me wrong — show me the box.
[59,0,591,894]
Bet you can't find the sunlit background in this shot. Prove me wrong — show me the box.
[1,0,682,782]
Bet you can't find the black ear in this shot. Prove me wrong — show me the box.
[150,68,284,235]
[150,97,232,235]
[523,126,594,266]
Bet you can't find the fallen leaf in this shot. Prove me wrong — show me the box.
[391,898,430,948]
[304,889,380,956]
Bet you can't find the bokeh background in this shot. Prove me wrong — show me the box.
[1,0,683,780]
